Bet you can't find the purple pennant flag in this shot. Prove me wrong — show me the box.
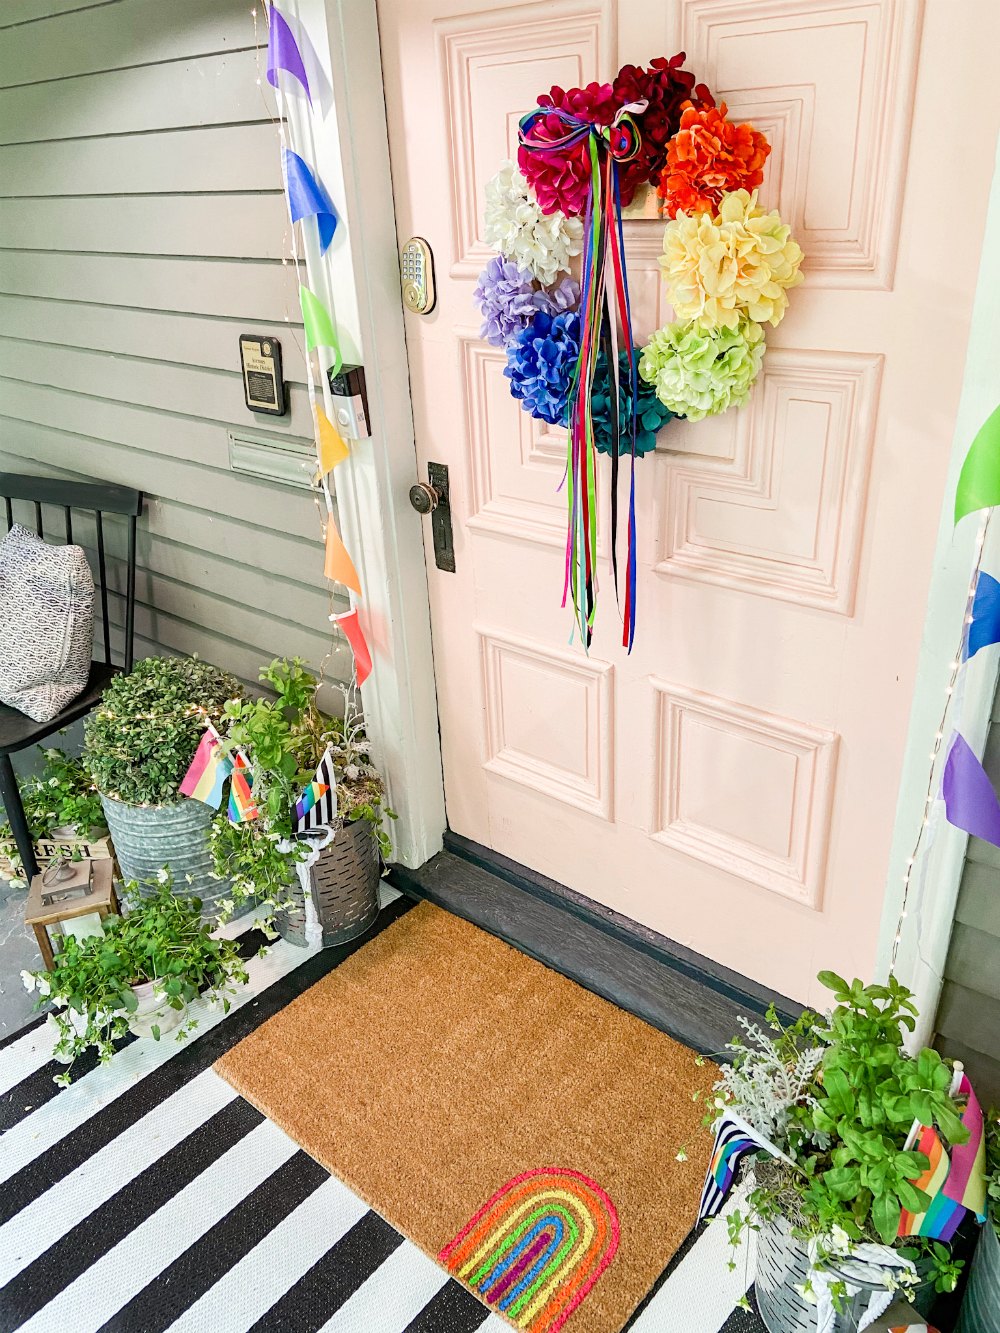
[942,732,1000,847]
[283,149,338,252]
[964,571,1000,661]
[266,5,311,102]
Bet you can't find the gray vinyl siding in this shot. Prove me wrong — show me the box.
[935,688,1000,1107]
[0,0,350,693]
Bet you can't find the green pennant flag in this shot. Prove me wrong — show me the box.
[300,284,342,375]
[956,403,1000,524]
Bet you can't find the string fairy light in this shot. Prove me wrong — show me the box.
[890,511,992,971]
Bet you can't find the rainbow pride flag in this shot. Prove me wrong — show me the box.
[179,726,232,809]
[698,1112,789,1222]
[227,751,258,824]
[898,1068,987,1240]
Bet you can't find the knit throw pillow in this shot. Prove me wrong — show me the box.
[0,524,94,723]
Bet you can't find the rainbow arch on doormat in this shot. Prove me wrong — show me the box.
[439,1167,619,1332]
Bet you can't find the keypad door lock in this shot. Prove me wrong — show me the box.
[401,237,436,315]
[409,462,454,572]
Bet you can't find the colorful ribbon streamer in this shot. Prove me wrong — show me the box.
[518,101,646,651]
[955,402,1000,524]
[335,607,373,685]
[300,284,342,374]
[941,731,1000,846]
[283,148,338,252]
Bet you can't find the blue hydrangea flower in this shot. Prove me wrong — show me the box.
[504,310,581,425]
[591,349,675,456]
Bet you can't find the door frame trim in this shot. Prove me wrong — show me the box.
[293,0,445,866]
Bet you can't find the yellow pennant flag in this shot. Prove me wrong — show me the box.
[324,517,361,594]
[314,404,349,476]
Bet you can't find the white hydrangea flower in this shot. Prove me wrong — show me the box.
[483,161,582,287]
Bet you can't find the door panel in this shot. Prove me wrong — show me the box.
[377,0,1000,1003]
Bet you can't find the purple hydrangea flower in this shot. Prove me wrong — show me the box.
[504,310,581,426]
[473,257,539,346]
[533,275,580,318]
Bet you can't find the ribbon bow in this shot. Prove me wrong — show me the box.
[519,100,647,650]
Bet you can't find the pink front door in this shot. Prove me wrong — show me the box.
[377,0,1000,1004]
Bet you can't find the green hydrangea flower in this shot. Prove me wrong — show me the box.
[638,318,765,422]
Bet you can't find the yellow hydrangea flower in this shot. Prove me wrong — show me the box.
[659,189,803,330]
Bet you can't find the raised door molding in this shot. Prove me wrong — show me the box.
[651,679,839,908]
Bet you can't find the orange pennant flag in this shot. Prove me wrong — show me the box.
[324,518,362,594]
[335,607,373,685]
[314,404,349,476]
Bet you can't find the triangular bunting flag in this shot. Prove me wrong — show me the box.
[314,404,349,475]
[283,148,338,252]
[300,285,342,375]
[941,732,1000,846]
[266,6,312,102]
[335,607,373,685]
[955,403,1000,524]
[324,517,361,594]
[964,571,1000,660]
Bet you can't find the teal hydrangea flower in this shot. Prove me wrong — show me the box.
[591,349,675,457]
[638,318,765,421]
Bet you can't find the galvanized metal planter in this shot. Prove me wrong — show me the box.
[100,794,232,921]
[957,1221,1000,1333]
[275,876,308,947]
[308,818,380,947]
[755,1218,935,1333]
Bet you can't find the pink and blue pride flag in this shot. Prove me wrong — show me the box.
[179,726,232,809]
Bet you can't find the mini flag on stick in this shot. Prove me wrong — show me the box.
[942,1068,987,1221]
[698,1111,789,1223]
[295,748,338,832]
[179,726,232,809]
[898,1067,987,1240]
[964,571,1000,661]
[314,404,349,476]
[228,751,258,824]
[335,607,372,685]
[955,403,1000,525]
[283,149,338,253]
[941,732,1000,847]
[300,285,342,374]
[324,517,361,593]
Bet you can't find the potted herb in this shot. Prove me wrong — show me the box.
[23,873,249,1087]
[0,745,109,886]
[209,659,393,946]
[957,1109,1000,1331]
[83,657,242,916]
[712,972,979,1332]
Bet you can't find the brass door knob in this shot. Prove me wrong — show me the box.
[409,482,440,515]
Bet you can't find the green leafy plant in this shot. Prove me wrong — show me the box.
[986,1108,1000,1238]
[84,657,242,806]
[0,745,106,881]
[716,972,973,1303]
[209,658,395,925]
[23,873,249,1086]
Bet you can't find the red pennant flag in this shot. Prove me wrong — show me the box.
[335,607,372,685]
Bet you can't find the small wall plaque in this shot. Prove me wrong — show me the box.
[239,334,286,416]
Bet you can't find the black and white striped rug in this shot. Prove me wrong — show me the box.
[0,890,765,1333]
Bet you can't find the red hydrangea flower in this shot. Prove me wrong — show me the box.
[518,81,619,217]
[612,54,710,191]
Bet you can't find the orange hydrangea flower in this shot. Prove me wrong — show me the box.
[658,101,771,218]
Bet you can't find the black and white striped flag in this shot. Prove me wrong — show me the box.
[294,746,338,832]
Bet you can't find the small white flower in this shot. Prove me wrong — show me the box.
[48,777,59,787]
[20,969,36,993]
[36,976,51,997]
[675,1148,688,1162]
[156,868,169,884]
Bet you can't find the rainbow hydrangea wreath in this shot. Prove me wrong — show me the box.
[473,55,804,645]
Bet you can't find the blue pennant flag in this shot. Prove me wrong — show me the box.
[283,148,338,253]
[964,571,1000,661]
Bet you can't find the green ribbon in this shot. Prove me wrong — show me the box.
[299,284,342,374]
[955,402,1000,524]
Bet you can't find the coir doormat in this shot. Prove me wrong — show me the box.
[214,901,716,1333]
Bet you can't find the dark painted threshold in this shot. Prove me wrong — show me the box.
[388,831,802,1057]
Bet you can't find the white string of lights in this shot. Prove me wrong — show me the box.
[889,511,992,971]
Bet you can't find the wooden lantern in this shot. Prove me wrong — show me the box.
[24,858,119,971]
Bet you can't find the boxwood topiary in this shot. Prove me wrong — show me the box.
[84,656,242,806]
